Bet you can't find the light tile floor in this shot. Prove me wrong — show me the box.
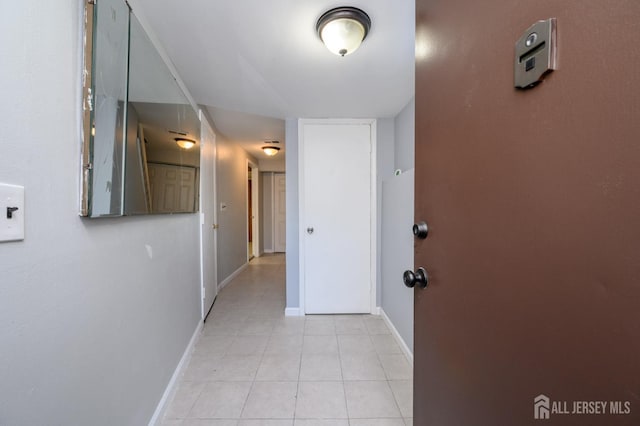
[162,254,413,426]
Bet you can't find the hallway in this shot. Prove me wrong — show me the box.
[162,254,413,425]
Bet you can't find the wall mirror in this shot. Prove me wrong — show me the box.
[81,0,200,217]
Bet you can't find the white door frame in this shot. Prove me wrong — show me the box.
[247,159,260,260]
[298,118,377,315]
[269,172,276,253]
[199,111,218,319]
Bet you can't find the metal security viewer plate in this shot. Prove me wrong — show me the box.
[515,18,557,89]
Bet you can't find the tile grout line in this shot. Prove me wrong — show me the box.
[361,322,408,424]
[237,283,273,422]
[337,328,350,422]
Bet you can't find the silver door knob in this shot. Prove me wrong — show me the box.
[307,227,314,234]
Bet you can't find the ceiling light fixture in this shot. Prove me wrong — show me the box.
[316,6,371,57]
[262,146,281,156]
[175,138,196,149]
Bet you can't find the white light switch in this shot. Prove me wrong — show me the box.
[0,183,25,242]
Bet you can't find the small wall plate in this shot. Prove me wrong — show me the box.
[1,183,25,242]
[515,18,557,89]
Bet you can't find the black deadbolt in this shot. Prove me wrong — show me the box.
[412,221,429,239]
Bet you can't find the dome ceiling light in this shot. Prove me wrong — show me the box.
[175,138,196,149]
[262,145,281,156]
[316,7,371,57]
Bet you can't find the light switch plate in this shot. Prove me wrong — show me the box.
[0,183,25,242]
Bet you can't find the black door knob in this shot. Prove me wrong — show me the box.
[413,221,429,239]
[403,267,429,289]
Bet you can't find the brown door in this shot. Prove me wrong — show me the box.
[414,1,640,425]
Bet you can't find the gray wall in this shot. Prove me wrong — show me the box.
[382,170,415,353]
[215,134,259,283]
[259,157,286,173]
[376,119,396,307]
[146,147,200,168]
[285,118,300,309]
[380,98,416,353]
[394,97,415,172]
[0,1,202,424]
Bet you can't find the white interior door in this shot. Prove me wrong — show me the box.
[301,121,373,314]
[147,163,196,213]
[274,173,286,252]
[200,116,217,319]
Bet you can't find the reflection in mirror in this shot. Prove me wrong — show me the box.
[125,14,200,215]
[81,0,200,217]
[89,0,130,217]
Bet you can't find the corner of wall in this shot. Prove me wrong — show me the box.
[284,118,300,309]
[393,97,415,172]
[376,118,396,308]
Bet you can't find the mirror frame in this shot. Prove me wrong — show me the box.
[80,0,95,216]
[79,0,201,218]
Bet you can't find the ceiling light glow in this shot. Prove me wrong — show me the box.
[317,7,371,57]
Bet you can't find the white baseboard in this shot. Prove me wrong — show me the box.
[372,306,381,315]
[217,262,248,291]
[264,249,274,254]
[148,320,203,426]
[380,308,414,365]
[284,307,301,316]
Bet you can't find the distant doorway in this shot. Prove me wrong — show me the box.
[248,166,253,259]
[247,161,260,261]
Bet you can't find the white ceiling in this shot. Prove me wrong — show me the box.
[132,0,415,158]
[206,107,287,160]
